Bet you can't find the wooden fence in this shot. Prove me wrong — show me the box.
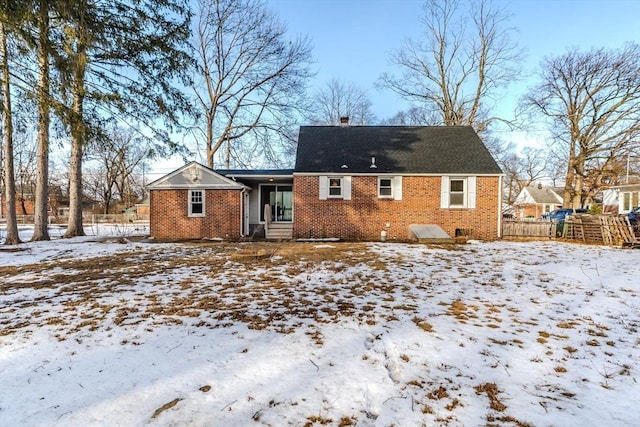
[502,219,553,239]
[563,214,639,246]
[503,215,639,247]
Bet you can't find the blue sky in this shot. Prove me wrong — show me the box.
[270,0,640,144]
[148,0,639,176]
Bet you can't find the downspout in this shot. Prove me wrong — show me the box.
[239,188,246,237]
[497,175,503,239]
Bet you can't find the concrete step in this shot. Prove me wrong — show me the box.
[266,223,293,239]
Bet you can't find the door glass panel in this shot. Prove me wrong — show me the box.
[260,184,292,222]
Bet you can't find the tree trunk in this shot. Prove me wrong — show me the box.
[65,123,85,237]
[1,21,21,245]
[64,51,87,237]
[31,0,50,241]
[572,151,587,208]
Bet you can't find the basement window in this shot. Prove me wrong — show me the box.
[189,190,205,217]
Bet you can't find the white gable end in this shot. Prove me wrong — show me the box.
[514,188,535,205]
[147,162,247,190]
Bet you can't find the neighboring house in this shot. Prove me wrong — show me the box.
[602,183,640,214]
[0,185,61,219]
[135,198,150,221]
[148,125,504,241]
[513,185,563,219]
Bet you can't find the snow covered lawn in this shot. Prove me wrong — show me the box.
[1,232,639,426]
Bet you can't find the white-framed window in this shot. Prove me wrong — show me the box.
[328,177,343,197]
[378,177,393,198]
[440,176,476,209]
[189,189,205,217]
[319,176,351,200]
[621,191,639,212]
[449,179,465,206]
[377,176,403,200]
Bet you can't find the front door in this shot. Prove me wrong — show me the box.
[260,185,292,222]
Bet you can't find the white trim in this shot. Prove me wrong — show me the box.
[294,172,503,177]
[319,176,328,200]
[147,161,249,190]
[378,177,394,198]
[328,177,343,198]
[449,178,466,208]
[440,176,450,208]
[467,176,476,209]
[497,175,503,238]
[393,176,403,200]
[343,176,352,200]
[188,189,205,217]
[441,176,476,209]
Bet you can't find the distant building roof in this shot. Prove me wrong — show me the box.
[294,126,502,174]
[522,186,564,204]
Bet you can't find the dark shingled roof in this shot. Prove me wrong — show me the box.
[294,126,502,174]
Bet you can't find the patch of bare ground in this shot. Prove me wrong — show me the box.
[474,382,506,412]
[0,242,399,338]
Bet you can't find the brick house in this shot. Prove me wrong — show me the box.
[513,185,564,219]
[148,125,504,241]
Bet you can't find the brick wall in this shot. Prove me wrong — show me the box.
[515,203,560,219]
[150,189,242,240]
[293,175,501,241]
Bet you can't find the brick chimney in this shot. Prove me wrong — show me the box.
[339,116,349,126]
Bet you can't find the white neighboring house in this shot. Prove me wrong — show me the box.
[513,186,563,219]
[602,183,640,214]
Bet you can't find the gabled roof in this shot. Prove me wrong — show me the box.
[515,186,563,205]
[147,162,249,190]
[294,126,502,174]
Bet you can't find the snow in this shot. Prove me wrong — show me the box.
[1,226,639,426]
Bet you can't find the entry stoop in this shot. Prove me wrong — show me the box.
[408,224,455,243]
[266,223,293,240]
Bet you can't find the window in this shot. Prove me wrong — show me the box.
[319,176,351,200]
[440,176,476,209]
[621,191,639,212]
[449,179,465,206]
[328,178,342,197]
[189,190,204,217]
[378,178,393,198]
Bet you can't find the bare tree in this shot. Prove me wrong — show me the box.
[520,43,640,207]
[382,106,433,125]
[193,0,313,168]
[378,0,523,134]
[307,78,376,125]
[84,126,151,214]
[501,147,551,207]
